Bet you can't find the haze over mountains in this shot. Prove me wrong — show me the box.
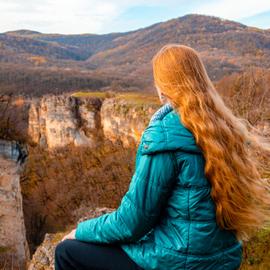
[0,13,270,96]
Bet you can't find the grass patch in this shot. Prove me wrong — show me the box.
[0,246,11,253]
[70,90,161,106]
[115,91,160,105]
[70,91,110,98]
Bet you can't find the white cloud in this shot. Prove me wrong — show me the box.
[0,0,189,34]
[0,0,269,34]
[0,0,121,34]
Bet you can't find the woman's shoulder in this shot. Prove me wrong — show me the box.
[140,104,202,155]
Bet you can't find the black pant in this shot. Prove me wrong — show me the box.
[54,239,144,270]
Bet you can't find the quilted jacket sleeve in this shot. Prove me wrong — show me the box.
[75,139,178,244]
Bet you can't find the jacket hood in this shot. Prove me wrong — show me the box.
[140,102,203,155]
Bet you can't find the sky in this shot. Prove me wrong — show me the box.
[0,0,269,34]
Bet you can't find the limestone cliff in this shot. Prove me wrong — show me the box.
[28,94,104,148]
[0,151,29,269]
[27,94,160,149]
[26,93,270,150]
[100,97,158,147]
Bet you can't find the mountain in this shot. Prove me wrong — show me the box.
[82,14,270,83]
[0,33,87,61]
[4,29,41,36]
[1,29,129,61]
[0,13,270,96]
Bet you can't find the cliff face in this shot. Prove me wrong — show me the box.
[0,152,29,269]
[100,98,158,147]
[27,94,160,149]
[28,95,104,148]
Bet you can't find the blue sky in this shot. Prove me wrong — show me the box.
[0,0,269,34]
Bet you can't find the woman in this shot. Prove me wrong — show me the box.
[55,44,270,270]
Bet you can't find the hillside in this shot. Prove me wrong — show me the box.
[84,14,270,82]
[0,14,270,96]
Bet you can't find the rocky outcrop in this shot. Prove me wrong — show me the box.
[28,92,270,150]
[27,94,160,149]
[28,94,104,148]
[100,98,158,147]
[0,155,29,269]
[28,207,114,270]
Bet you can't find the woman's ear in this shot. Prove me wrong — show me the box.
[160,92,169,104]
[155,84,167,104]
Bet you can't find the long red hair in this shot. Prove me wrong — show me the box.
[152,44,270,242]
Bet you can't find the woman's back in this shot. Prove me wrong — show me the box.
[119,103,243,270]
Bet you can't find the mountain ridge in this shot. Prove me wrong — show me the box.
[0,13,270,96]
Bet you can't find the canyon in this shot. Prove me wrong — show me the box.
[0,90,269,269]
[0,92,160,269]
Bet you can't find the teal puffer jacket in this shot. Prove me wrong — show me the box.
[75,102,243,270]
